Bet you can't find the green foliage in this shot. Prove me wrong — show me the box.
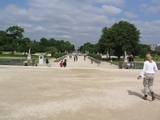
[46,47,58,57]
[98,27,113,54]
[88,53,101,60]
[79,42,98,54]
[79,21,147,59]
[6,26,24,39]
[18,37,32,52]
[52,53,66,58]
[0,26,25,53]
[98,21,140,58]
[137,44,151,58]
[152,54,160,61]
[36,38,75,53]
[0,26,75,56]
[0,53,26,58]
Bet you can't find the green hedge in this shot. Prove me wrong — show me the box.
[52,53,66,58]
[0,53,26,58]
[0,58,25,65]
[88,53,101,60]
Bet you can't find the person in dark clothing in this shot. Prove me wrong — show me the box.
[84,55,86,61]
[128,55,134,68]
[60,60,63,67]
[63,59,67,67]
[46,58,49,64]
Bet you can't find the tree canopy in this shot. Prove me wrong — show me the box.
[0,26,75,54]
[79,21,149,58]
[79,42,98,54]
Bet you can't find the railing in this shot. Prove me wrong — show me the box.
[88,56,101,64]
[54,55,67,62]
[118,61,160,69]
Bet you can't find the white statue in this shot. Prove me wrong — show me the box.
[124,51,128,63]
[27,48,32,60]
[39,54,45,65]
[106,51,109,59]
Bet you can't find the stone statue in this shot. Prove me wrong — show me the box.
[27,48,32,60]
[124,51,128,63]
[39,54,45,65]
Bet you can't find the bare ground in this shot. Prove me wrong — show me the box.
[0,66,160,120]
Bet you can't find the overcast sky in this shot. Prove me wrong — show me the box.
[0,0,160,46]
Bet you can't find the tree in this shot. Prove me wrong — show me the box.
[0,26,75,56]
[62,41,75,53]
[39,37,48,52]
[46,47,58,57]
[98,27,114,57]
[0,30,17,52]
[17,37,32,52]
[98,21,140,59]
[6,26,24,39]
[137,44,151,57]
[79,42,97,53]
[5,26,25,54]
[111,21,140,58]
[31,40,40,53]
[0,31,8,51]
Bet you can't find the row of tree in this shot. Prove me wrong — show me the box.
[0,26,75,56]
[79,21,151,58]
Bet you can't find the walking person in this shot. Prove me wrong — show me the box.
[74,56,76,62]
[128,54,134,69]
[60,60,63,67]
[63,59,67,67]
[46,58,49,67]
[137,53,158,101]
[84,55,86,61]
[76,55,78,61]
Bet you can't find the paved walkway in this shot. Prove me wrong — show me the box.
[51,55,118,69]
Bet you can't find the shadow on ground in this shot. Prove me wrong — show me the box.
[128,90,160,101]
[127,90,144,100]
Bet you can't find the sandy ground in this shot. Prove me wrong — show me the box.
[0,56,160,120]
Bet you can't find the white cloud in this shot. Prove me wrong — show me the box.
[124,11,138,19]
[129,20,160,44]
[141,2,160,14]
[87,0,125,6]
[1,0,120,46]
[0,0,159,46]
[102,5,122,15]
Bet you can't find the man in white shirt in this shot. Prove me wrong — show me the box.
[138,53,158,101]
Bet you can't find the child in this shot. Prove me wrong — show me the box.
[138,53,158,101]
